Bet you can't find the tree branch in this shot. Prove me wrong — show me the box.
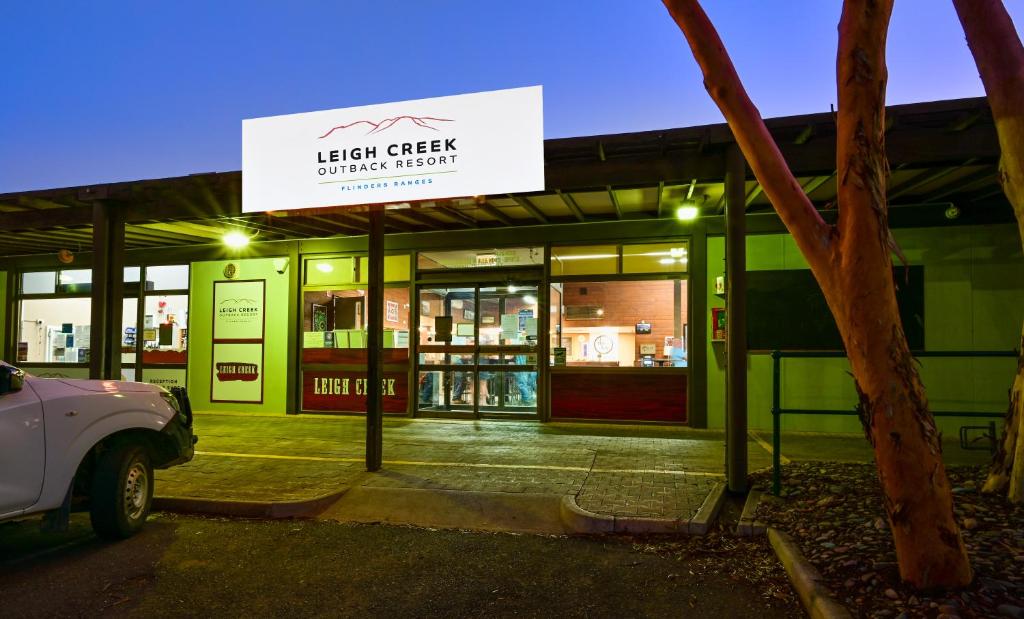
[661,0,834,275]
[953,0,1024,245]
[953,0,1024,120]
[835,0,895,264]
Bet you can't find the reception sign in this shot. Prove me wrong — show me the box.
[212,279,266,403]
[242,86,544,213]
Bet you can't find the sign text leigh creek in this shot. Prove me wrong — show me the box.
[316,138,457,176]
[312,376,398,396]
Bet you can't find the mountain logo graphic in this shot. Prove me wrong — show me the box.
[319,115,454,139]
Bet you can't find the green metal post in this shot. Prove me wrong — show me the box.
[771,349,782,496]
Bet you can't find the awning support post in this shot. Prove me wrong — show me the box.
[365,206,384,472]
[725,144,749,493]
[89,201,124,380]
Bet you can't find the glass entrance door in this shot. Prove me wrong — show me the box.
[417,283,540,418]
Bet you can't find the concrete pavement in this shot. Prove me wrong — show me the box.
[155,414,750,527]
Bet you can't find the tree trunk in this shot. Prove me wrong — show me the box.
[662,0,973,588]
[952,0,1024,505]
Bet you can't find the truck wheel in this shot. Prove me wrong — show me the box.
[89,443,153,540]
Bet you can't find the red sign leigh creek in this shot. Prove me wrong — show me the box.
[302,371,408,414]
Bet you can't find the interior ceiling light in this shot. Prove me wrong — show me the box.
[507,284,518,293]
[523,295,538,305]
[223,231,251,249]
[676,205,700,221]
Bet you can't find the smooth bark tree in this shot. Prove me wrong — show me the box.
[661,0,973,588]
[952,0,1024,505]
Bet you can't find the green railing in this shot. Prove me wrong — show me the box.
[770,349,1018,496]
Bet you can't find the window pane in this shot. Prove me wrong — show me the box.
[622,243,689,274]
[142,294,188,364]
[21,271,55,295]
[124,267,141,282]
[418,287,474,345]
[121,298,137,366]
[18,298,92,363]
[145,265,189,290]
[557,280,688,367]
[355,255,411,283]
[417,247,543,270]
[58,269,92,285]
[302,287,409,353]
[383,287,410,348]
[305,258,355,286]
[478,285,538,345]
[550,245,618,276]
[549,283,563,362]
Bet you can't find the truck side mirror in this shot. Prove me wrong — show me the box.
[0,365,25,395]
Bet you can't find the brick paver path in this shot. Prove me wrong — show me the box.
[156,414,768,520]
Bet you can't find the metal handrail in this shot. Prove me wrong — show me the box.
[769,348,1018,495]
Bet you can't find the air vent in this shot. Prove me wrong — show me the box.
[565,305,604,320]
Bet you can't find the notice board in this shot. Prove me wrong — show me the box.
[745,267,924,351]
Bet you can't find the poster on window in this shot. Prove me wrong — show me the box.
[213,280,266,341]
[211,342,264,403]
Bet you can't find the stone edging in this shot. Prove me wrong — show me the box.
[736,488,767,536]
[153,488,349,520]
[767,527,853,619]
[559,482,726,535]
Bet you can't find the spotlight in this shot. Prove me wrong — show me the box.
[944,205,961,220]
[223,231,251,249]
[676,205,699,221]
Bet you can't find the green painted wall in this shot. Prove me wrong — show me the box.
[187,258,291,413]
[706,224,1024,434]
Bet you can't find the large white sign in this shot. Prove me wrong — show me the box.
[242,86,544,213]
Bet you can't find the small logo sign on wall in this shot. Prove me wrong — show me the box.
[223,263,238,279]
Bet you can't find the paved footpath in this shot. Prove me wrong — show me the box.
[156,414,769,522]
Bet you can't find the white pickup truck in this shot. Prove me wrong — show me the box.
[0,362,196,539]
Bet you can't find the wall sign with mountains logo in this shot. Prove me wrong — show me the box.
[241,86,544,213]
[211,279,266,403]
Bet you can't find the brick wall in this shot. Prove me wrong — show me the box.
[561,280,687,353]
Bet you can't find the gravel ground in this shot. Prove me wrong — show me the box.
[752,462,1024,619]
[1,513,801,618]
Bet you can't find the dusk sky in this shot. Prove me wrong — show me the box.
[2,1,1021,193]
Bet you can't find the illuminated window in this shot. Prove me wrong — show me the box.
[623,243,689,274]
[550,245,618,276]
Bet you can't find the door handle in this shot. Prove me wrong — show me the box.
[65,410,78,417]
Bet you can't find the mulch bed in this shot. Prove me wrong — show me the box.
[751,462,1024,619]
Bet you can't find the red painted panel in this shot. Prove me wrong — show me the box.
[550,371,687,422]
[302,370,408,414]
[301,348,410,364]
[142,350,188,364]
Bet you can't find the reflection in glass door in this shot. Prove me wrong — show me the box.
[417,284,539,418]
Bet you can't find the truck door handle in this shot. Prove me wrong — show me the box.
[65,410,78,417]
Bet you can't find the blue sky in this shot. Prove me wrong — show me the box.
[1,1,1020,193]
